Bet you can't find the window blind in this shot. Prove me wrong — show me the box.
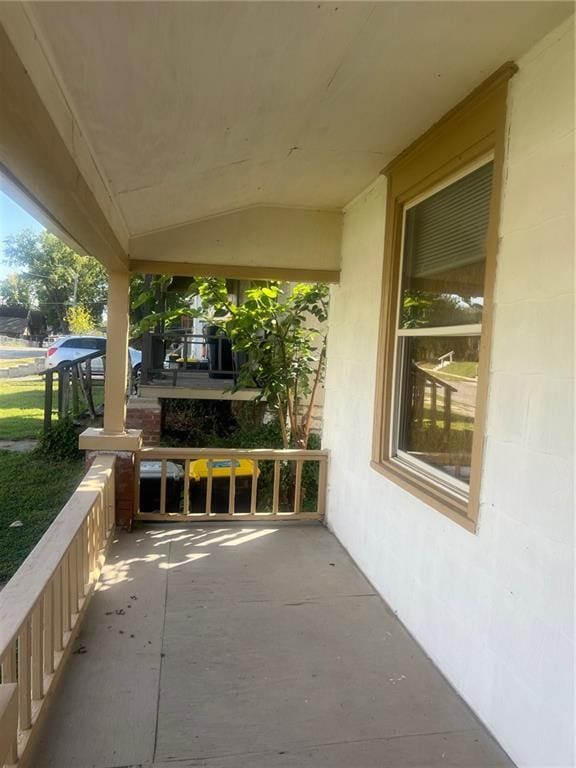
[403,161,494,279]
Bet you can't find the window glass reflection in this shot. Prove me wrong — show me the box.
[397,336,480,485]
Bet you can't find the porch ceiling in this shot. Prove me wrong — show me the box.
[0,2,573,278]
[17,2,571,237]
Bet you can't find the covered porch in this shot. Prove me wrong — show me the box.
[0,3,573,768]
[30,523,512,768]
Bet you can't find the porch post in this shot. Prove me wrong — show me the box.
[80,269,141,529]
[103,270,130,434]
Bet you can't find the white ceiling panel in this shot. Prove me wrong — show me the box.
[27,1,573,236]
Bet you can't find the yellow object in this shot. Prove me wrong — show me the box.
[189,458,258,481]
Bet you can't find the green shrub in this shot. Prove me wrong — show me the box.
[162,400,237,446]
[34,418,83,462]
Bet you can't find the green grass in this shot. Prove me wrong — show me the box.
[0,376,105,440]
[421,361,478,379]
[0,357,35,369]
[441,361,478,378]
[0,377,54,439]
[0,451,85,582]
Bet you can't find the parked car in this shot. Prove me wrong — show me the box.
[45,335,142,378]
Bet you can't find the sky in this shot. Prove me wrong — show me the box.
[0,190,44,281]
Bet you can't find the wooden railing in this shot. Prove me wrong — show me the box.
[134,447,328,522]
[411,364,457,432]
[0,456,116,767]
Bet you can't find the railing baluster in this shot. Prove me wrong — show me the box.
[107,472,116,530]
[43,582,54,675]
[102,482,108,532]
[89,509,96,574]
[134,450,141,516]
[87,512,93,575]
[105,481,113,531]
[206,460,213,516]
[109,466,116,526]
[228,462,236,516]
[1,644,18,766]
[1,642,17,684]
[82,520,89,592]
[62,552,71,634]
[160,459,167,515]
[272,461,280,515]
[294,460,303,515]
[183,459,190,515]
[76,532,84,600]
[53,567,63,652]
[0,680,18,765]
[250,460,259,515]
[444,389,452,433]
[69,541,78,617]
[18,621,32,731]
[31,601,44,700]
[317,458,328,518]
[96,494,103,550]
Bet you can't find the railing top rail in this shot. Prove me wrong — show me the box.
[149,330,224,340]
[413,363,458,393]
[0,455,115,658]
[138,447,329,460]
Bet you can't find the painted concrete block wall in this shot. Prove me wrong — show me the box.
[322,17,574,768]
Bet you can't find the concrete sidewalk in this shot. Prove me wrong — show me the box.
[30,524,514,768]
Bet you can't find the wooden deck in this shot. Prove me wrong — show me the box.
[140,370,260,400]
[28,524,515,768]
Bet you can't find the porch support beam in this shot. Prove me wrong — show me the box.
[130,260,340,284]
[103,271,130,435]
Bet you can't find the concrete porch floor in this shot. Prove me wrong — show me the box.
[30,524,514,768]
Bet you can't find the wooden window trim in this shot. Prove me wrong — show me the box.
[371,63,517,533]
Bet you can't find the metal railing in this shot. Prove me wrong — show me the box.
[0,456,116,767]
[140,328,251,387]
[134,447,328,522]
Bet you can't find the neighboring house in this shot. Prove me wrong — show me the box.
[0,306,47,343]
[0,5,573,768]
[0,315,27,338]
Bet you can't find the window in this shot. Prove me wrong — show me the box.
[372,64,516,531]
[394,159,492,493]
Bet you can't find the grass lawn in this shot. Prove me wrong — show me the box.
[0,451,85,582]
[0,376,105,440]
[441,361,478,378]
[0,357,35,369]
[0,376,54,439]
[420,361,478,379]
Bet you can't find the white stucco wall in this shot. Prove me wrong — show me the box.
[323,18,574,768]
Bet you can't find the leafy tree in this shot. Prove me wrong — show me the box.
[199,280,329,449]
[133,277,329,449]
[130,273,197,333]
[0,272,30,308]
[401,290,482,328]
[66,305,95,334]
[0,230,107,333]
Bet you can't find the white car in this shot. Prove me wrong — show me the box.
[45,335,142,377]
